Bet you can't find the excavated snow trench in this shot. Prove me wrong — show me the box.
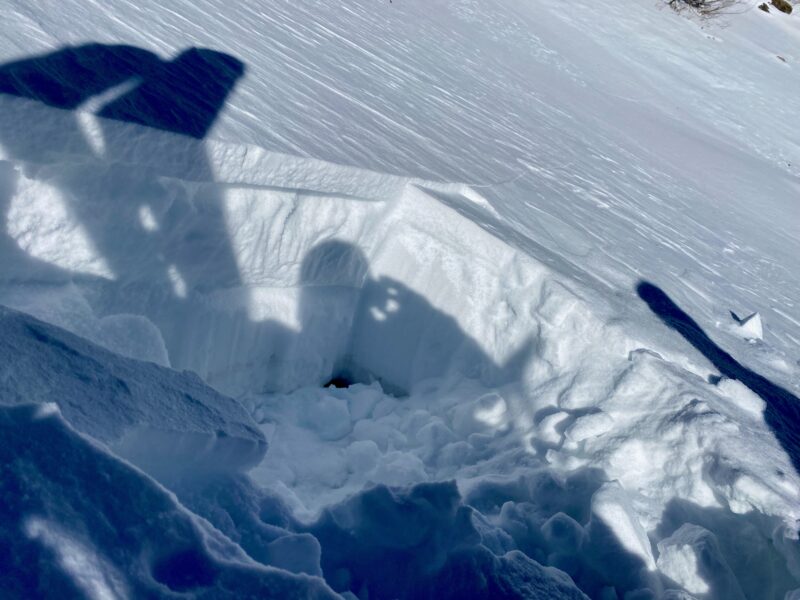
[2,98,800,598]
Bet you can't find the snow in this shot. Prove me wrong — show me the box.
[656,524,741,599]
[731,310,765,341]
[0,304,266,477]
[0,0,799,597]
[0,403,337,599]
[590,482,657,575]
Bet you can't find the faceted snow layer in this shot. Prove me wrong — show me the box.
[0,0,799,598]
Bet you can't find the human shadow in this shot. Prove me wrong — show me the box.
[0,44,245,371]
[298,240,533,396]
[636,281,800,476]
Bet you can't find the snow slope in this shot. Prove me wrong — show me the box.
[0,0,799,598]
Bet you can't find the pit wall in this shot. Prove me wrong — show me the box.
[2,99,800,549]
[0,100,561,396]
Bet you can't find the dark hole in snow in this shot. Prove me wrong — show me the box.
[325,375,354,389]
[152,548,217,591]
[324,366,409,398]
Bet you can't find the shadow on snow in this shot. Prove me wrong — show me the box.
[637,280,800,476]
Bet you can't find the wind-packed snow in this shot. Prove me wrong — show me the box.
[0,0,799,598]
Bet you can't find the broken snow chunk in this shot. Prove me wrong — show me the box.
[473,392,509,428]
[451,391,509,437]
[565,411,614,443]
[371,451,428,487]
[416,419,458,462]
[730,311,763,341]
[345,440,380,474]
[656,524,745,600]
[542,512,585,555]
[346,383,383,421]
[352,419,406,452]
[438,440,475,470]
[301,394,352,441]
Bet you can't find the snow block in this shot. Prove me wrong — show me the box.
[0,305,266,476]
[585,482,659,595]
[656,524,746,600]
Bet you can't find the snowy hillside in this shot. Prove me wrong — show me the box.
[0,0,798,598]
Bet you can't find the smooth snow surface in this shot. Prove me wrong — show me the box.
[0,0,799,598]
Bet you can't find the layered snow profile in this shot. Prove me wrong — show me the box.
[1,0,800,598]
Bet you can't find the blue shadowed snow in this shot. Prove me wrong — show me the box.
[637,280,800,475]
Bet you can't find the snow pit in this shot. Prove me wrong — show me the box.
[0,95,798,598]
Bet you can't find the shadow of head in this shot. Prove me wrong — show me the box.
[297,240,370,370]
[300,240,370,290]
[0,44,245,139]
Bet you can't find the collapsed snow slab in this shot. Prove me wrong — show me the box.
[0,304,266,476]
[0,403,335,599]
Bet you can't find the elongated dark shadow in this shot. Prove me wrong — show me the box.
[637,280,800,475]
